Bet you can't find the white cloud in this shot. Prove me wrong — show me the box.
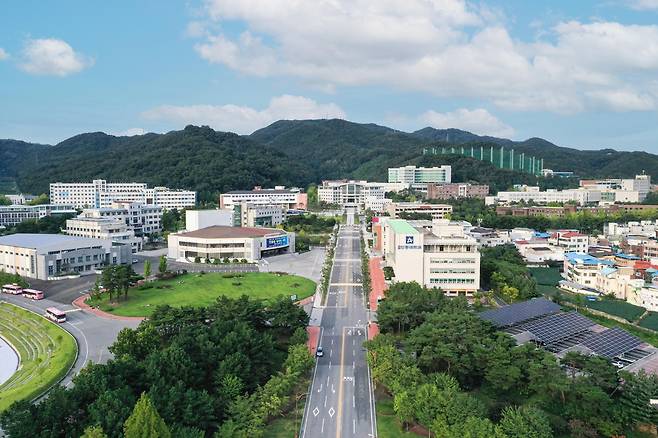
[20,38,93,76]
[0,48,8,60]
[421,108,515,137]
[113,128,147,137]
[191,0,658,113]
[627,0,658,10]
[142,95,346,134]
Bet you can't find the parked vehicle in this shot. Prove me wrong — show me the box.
[2,284,23,295]
[44,307,66,323]
[22,288,44,300]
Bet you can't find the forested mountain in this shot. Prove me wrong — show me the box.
[2,119,658,202]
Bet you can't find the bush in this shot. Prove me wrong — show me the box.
[194,256,201,263]
[232,258,239,264]
[240,258,248,264]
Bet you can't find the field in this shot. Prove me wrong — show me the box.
[88,272,316,317]
[584,299,646,322]
[638,312,658,331]
[0,303,77,411]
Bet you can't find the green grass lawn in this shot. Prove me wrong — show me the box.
[583,298,645,322]
[0,303,77,411]
[529,266,562,285]
[87,272,317,317]
[638,312,658,331]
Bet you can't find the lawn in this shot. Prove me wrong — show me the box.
[529,266,562,286]
[638,312,658,331]
[584,298,645,322]
[0,303,78,411]
[376,395,418,438]
[87,272,317,317]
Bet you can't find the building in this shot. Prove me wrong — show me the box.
[317,180,392,211]
[185,209,233,232]
[426,183,489,200]
[467,227,511,248]
[233,202,286,228]
[50,179,196,210]
[580,175,651,202]
[5,194,37,205]
[382,219,480,296]
[549,231,589,253]
[563,252,614,288]
[496,205,578,217]
[219,186,307,210]
[515,240,565,264]
[65,217,143,253]
[79,201,162,236]
[0,204,77,228]
[387,165,451,190]
[167,226,295,263]
[486,186,601,206]
[605,221,658,239]
[385,202,452,220]
[0,233,131,280]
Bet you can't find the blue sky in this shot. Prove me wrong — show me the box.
[2,0,658,154]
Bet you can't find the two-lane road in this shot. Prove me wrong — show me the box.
[301,212,376,437]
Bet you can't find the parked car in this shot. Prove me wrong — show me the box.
[316,346,324,357]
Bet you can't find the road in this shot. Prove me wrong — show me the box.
[300,208,377,438]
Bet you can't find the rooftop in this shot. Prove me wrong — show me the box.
[174,225,285,239]
[0,233,109,252]
[388,219,419,235]
[224,189,297,195]
[565,252,614,266]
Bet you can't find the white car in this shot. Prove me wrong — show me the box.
[316,347,324,357]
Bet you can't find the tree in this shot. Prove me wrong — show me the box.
[158,255,167,274]
[81,425,108,438]
[617,370,658,430]
[498,406,553,438]
[393,391,414,430]
[144,259,151,279]
[376,281,446,333]
[0,195,11,206]
[26,193,49,205]
[123,392,171,438]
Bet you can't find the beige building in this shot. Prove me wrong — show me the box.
[65,217,143,253]
[233,202,286,228]
[385,202,452,220]
[382,219,480,296]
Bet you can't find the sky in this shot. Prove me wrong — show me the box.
[2,0,658,153]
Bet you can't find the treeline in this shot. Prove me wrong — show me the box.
[0,213,75,236]
[371,282,658,437]
[480,245,539,302]
[0,295,313,437]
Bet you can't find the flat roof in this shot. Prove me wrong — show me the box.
[388,219,419,235]
[175,225,286,239]
[224,189,296,195]
[0,233,109,252]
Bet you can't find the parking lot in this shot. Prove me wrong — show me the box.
[260,247,326,282]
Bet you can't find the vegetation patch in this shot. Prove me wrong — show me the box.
[584,298,646,322]
[638,312,658,331]
[0,303,77,412]
[87,272,316,317]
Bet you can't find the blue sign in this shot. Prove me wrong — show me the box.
[266,235,289,248]
[405,235,414,244]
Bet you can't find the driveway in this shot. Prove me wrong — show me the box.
[261,247,326,282]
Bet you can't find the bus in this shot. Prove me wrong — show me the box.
[2,284,23,295]
[44,307,66,323]
[22,288,44,300]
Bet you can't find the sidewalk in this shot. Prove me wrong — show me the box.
[72,294,145,322]
[369,257,387,312]
[306,326,321,354]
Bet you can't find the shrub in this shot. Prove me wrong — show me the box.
[194,256,201,263]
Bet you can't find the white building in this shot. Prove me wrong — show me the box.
[5,194,37,205]
[627,283,658,312]
[382,219,480,296]
[0,233,131,280]
[318,180,393,211]
[467,227,511,248]
[385,202,453,220]
[605,221,658,239]
[79,201,162,236]
[388,165,451,190]
[168,226,295,263]
[186,209,233,232]
[50,179,196,210]
[65,217,143,253]
[563,253,614,288]
[549,231,589,253]
[233,202,286,228]
[0,204,77,228]
[580,175,651,202]
[515,240,565,263]
[486,186,601,206]
[219,186,307,210]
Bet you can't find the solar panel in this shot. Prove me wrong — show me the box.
[580,327,642,359]
[479,297,560,327]
[521,311,595,344]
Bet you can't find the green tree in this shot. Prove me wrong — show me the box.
[393,391,414,430]
[26,193,49,205]
[498,406,553,438]
[158,255,167,274]
[144,259,151,279]
[123,393,171,438]
[0,195,11,206]
[81,425,108,438]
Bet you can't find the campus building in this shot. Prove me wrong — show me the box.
[317,180,392,211]
[168,226,295,263]
[388,165,452,190]
[50,179,196,210]
[0,233,131,280]
[65,217,143,253]
[580,175,651,202]
[185,209,234,232]
[233,202,286,228]
[381,219,480,296]
[0,204,77,228]
[426,183,489,200]
[79,201,162,236]
[486,186,601,206]
[563,252,614,288]
[384,202,453,220]
[219,186,307,210]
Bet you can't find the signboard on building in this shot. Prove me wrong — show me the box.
[266,235,289,249]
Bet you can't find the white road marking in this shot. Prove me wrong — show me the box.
[324,395,327,407]
[321,418,325,433]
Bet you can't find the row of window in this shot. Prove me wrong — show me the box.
[429,258,477,264]
[429,278,476,284]
[429,268,476,274]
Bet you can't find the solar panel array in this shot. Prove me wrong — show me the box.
[581,327,642,359]
[479,297,560,327]
[521,311,595,345]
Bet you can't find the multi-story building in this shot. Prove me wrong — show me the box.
[388,165,451,190]
[233,202,286,228]
[168,226,295,263]
[643,240,658,263]
[50,179,196,210]
[65,217,143,253]
[486,186,601,206]
[5,194,37,205]
[467,227,511,248]
[605,221,658,239]
[317,180,392,211]
[185,209,234,232]
[0,233,131,280]
[0,204,77,228]
[219,186,307,210]
[385,202,452,220]
[580,175,651,202]
[563,252,614,287]
[549,231,589,253]
[515,240,565,263]
[382,219,480,296]
[426,183,489,200]
[79,201,162,236]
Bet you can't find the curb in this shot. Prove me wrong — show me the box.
[73,295,145,322]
